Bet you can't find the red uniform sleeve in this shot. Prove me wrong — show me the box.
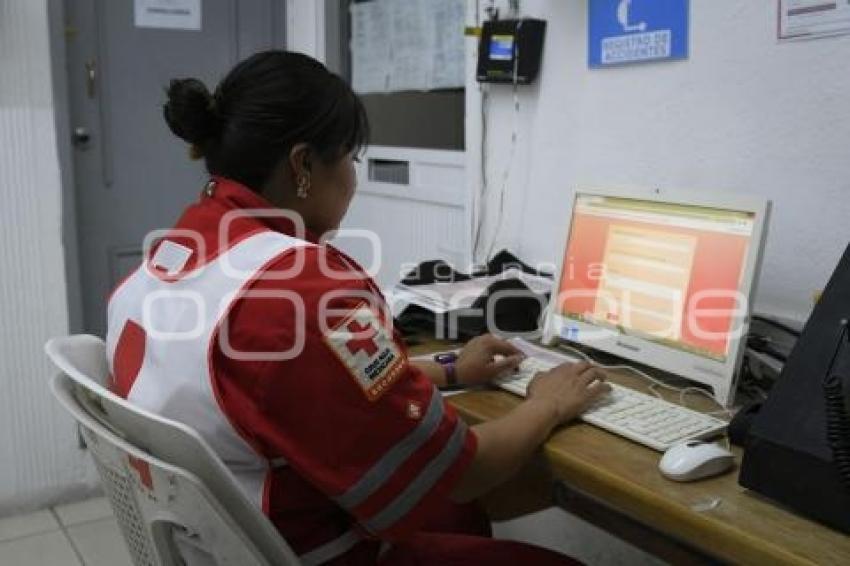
[211,246,477,541]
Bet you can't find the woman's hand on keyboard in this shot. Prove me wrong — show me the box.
[526,362,612,423]
[455,334,525,385]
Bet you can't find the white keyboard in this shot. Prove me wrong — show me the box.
[496,356,727,452]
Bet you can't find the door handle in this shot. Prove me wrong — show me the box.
[73,126,92,148]
[85,60,97,98]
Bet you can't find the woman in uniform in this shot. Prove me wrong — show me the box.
[107,50,609,565]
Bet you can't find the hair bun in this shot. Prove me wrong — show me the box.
[163,78,221,147]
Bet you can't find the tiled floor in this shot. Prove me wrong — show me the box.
[0,497,661,566]
[0,497,132,566]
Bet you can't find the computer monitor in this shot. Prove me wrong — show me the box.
[542,187,770,407]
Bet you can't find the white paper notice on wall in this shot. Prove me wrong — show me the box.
[351,0,465,94]
[351,1,391,93]
[135,0,202,31]
[779,0,850,40]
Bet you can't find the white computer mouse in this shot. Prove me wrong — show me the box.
[658,441,735,482]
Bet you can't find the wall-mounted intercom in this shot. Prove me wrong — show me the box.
[476,18,546,84]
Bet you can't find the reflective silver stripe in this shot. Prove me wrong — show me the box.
[363,419,468,533]
[334,391,444,509]
[299,530,362,566]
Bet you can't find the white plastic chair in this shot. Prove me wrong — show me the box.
[46,335,302,566]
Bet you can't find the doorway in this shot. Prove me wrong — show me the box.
[60,0,286,336]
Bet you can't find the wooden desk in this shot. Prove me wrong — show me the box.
[410,341,850,565]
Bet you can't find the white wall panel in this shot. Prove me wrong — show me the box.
[0,0,99,515]
[339,146,469,288]
[471,0,850,323]
[342,194,468,287]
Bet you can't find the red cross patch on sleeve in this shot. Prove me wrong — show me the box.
[323,303,407,401]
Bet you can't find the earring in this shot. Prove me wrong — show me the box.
[296,174,310,199]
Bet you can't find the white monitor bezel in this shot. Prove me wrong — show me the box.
[542,186,770,407]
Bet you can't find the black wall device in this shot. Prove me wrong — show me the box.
[476,18,546,84]
[739,243,850,534]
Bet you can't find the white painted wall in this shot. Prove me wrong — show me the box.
[344,146,469,288]
[0,0,99,515]
[471,0,850,322]
[286,0,326,61]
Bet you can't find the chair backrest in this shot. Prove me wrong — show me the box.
[46,335,301,566]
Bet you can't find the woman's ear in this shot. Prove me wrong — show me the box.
[288,143,312,179]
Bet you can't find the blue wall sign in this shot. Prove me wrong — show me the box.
[588,0,689,68]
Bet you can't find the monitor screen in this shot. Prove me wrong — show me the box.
[556,194,756,362]
[489,34,515,61]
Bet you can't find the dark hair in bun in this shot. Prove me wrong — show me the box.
[163,78,221,148]
[162,50,369,192]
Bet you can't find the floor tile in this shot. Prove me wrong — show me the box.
[493,508,666,566]
[0,509,60,542]
[53,497,113,527]
[66,518,133,566]
[0,530,81,566]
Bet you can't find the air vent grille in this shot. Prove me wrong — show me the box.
[368,159,410,185]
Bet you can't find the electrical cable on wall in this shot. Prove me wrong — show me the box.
[508,0,520,17]
[472,84,489,265]
[483,17,523,262]
[472,1,539,264]
[472,11,509,263]
[471,0,489,266]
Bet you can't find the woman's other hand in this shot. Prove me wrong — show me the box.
[455,334,525,386]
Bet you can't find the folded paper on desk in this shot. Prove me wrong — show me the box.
[394,269,552,314]
[390,250,552,341]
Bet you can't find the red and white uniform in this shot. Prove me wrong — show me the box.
[107,178,576,566]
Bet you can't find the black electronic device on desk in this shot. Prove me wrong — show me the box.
[476,18,546,84]
[394,250,551,342]
[739,244,850,534]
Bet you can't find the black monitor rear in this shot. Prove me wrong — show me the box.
[739,245,850,533]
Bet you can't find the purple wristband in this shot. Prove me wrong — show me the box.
[443,362,458,386]
[434,352,460,386]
